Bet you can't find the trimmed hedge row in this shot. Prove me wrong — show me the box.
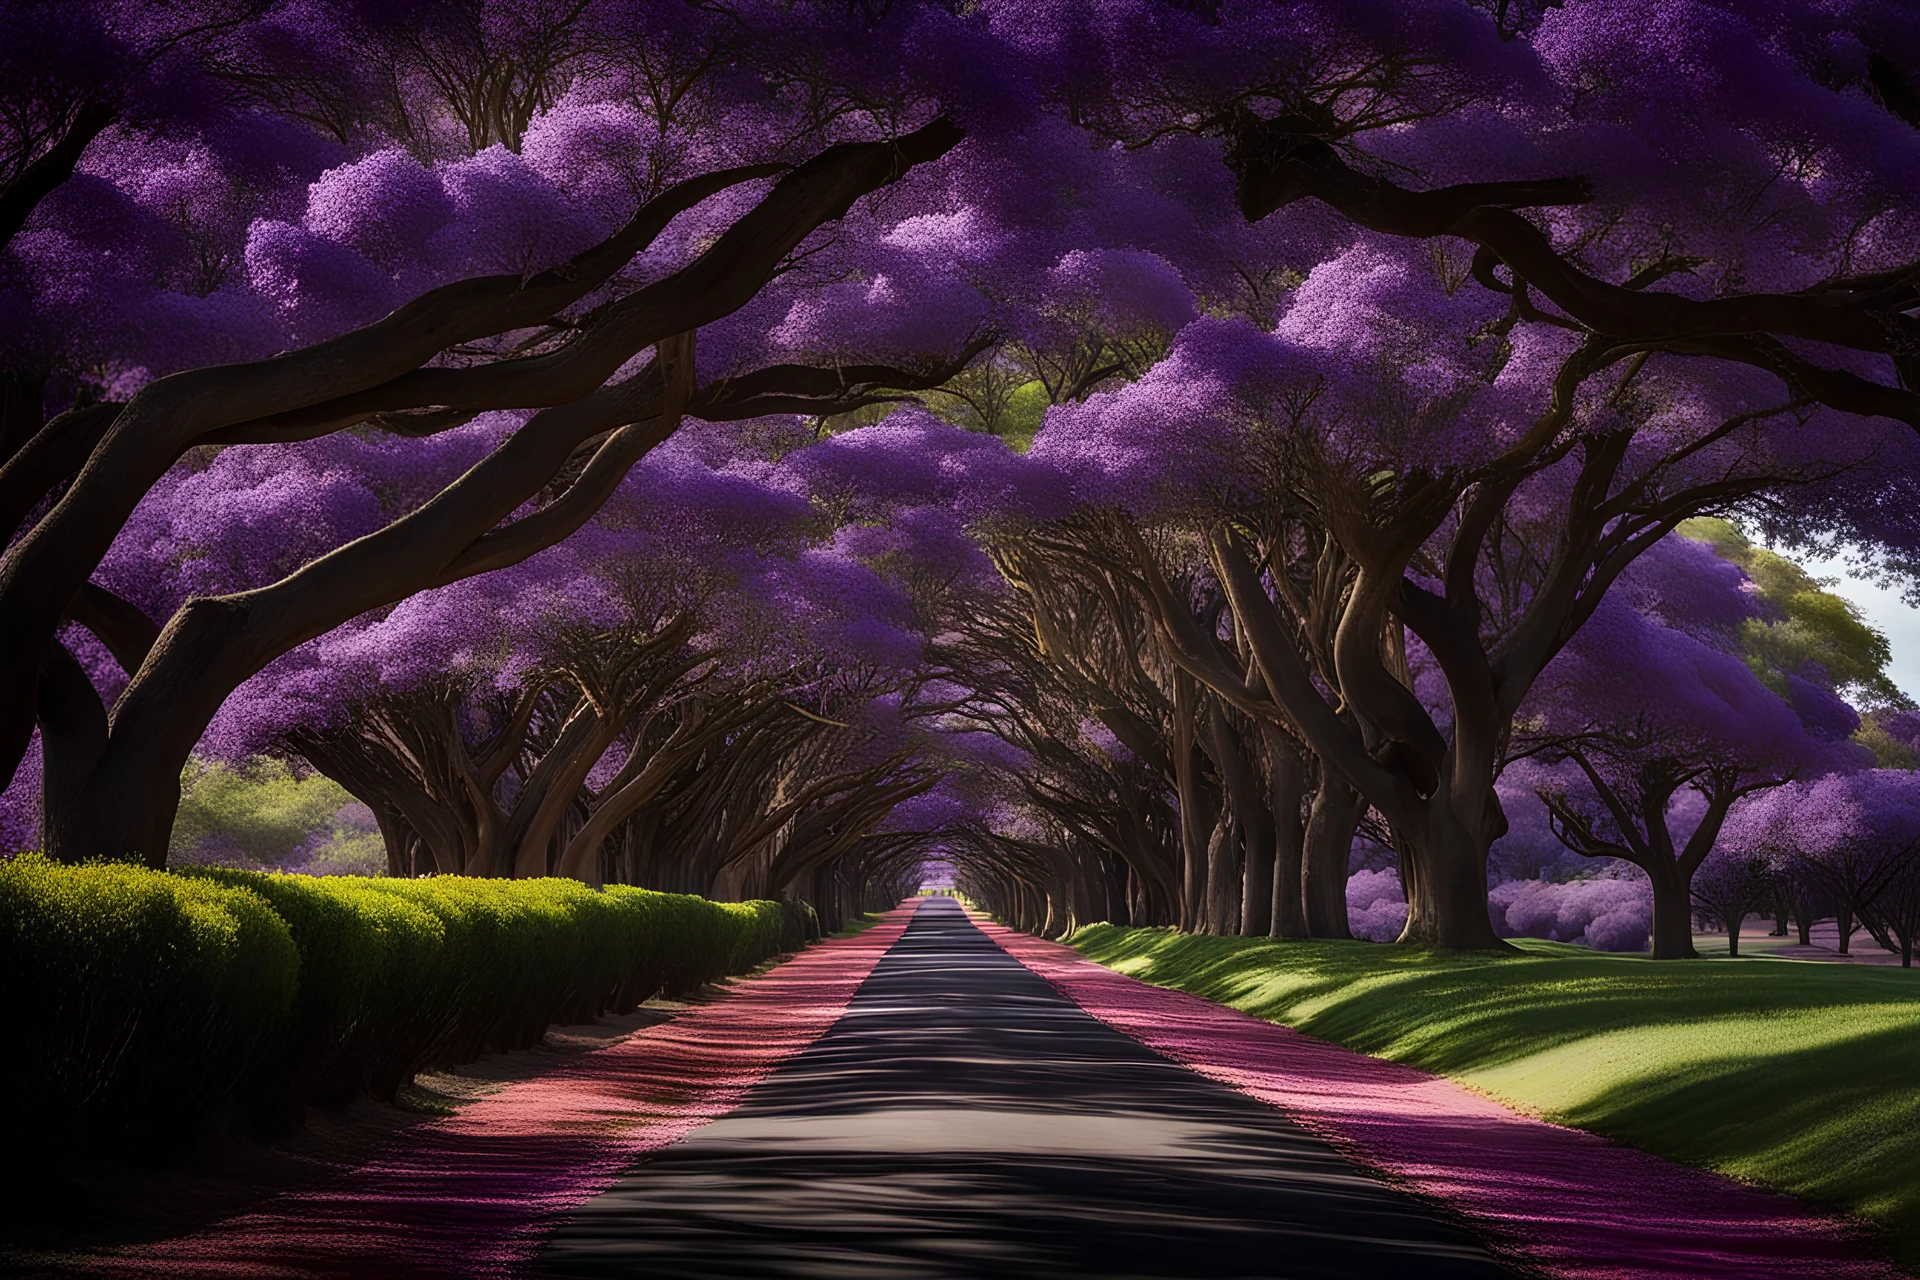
[0,856,818,1156]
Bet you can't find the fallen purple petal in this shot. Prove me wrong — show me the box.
[976,916,1903,1280]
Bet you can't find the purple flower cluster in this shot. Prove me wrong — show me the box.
[1489,877,1654,953]
[7,0,1920,933]
[1347,868,1409,943]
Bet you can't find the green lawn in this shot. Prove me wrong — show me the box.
[1069,926,1920,1265]
[831,911,888,938]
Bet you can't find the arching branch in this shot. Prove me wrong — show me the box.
[1228,117,1920,425]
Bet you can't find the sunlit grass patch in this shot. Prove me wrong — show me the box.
[1069,925,1920,1264]
[832,911,888,938]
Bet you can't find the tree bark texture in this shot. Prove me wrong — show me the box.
[1302,766,1357,940]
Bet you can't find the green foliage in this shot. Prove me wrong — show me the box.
[1855,714,1920,770]
[3,859,811,1157]
[304,826,389,875]
[1000,379,1049,451]
[918,364,1050,449]
[170,758,355,866]
[832,911,887,938]
[0,855,299,1154]
[1070,925,1920,1266]
[1678,518,1905,707]
[179,868,443,1113]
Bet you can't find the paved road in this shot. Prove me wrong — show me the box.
[532,897,1506,1278]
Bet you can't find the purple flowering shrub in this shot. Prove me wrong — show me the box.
[1346,867,1650,951]
[1346,869,1409,943]
[1489,877,1653,953]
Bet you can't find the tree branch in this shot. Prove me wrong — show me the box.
[63,582,160,675]
[0,100,116,249]
[1229,118,1920,424]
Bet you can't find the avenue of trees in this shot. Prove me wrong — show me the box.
[5,0,1920,951]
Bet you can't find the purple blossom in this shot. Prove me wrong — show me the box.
[245,218,398,344]
[1785,672,1864,742]
[0,730,40,854]
[303,149,455,275]
[778,412,1069,524]
[1028,316,1282,515]
[1488,876,1653,952]
[1524,591,1841,784]
[1035,248,1195,340]
[1347,868,1409,942]
[426,145,601,278]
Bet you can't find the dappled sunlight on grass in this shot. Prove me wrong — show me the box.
[1070,925,1920,1263]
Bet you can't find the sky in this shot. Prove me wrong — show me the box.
[1795,550,1920,705]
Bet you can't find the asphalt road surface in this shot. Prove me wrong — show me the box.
[531,896,1509,1279]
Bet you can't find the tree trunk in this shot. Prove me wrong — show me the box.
[1646,860,1700,959]
[375,805,414,877]
[1302,766,1358,939]
[1206,707,1266,937]
[1241,822,1274,937]
[1264,728,1308,939]
[1725,911,1747,957]
[1836,906,1854,955]
[1396,805,1509,950]
[1862,911,1899,959]
[1109,860,1132,926]
[1172,678,1213,932]
[36,643,109,864]
[1205,811,1241,936]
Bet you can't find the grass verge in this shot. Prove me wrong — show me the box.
[832,911,887,938]
[1068,926,1920,1266]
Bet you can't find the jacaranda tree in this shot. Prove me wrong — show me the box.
[5,0,1920,950]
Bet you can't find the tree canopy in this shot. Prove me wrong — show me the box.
[4,0,1920,945]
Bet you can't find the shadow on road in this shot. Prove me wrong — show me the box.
[533,897,1509,1279]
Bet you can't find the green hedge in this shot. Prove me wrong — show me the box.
[0,857,819,1155]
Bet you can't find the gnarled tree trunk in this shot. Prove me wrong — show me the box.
[1302,765,1358,940]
